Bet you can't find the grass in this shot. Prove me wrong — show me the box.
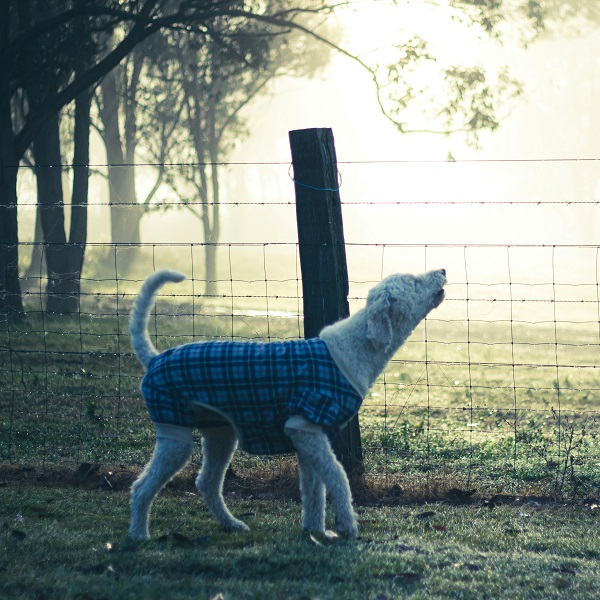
[1,281,599,598]
[1,484,599,599]
[1,291,600,499]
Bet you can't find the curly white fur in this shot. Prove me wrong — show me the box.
[128,268,446,540]
[320,271,447,396]
[129,269,186,368]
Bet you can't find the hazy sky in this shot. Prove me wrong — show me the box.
[221,12,600,247]
[16,4,600,302]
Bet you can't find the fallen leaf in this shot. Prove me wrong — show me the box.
[415,511,436,519]
[524,495,554,506]
[433,525,447,532]
[104,542,115,552]
[11,529,26,541]
[307,530,340,546]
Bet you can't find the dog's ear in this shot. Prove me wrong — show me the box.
[366,286,393,351]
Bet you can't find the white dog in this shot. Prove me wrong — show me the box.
[128,268,446,540]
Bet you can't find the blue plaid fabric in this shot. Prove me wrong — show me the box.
[141,337,362,455]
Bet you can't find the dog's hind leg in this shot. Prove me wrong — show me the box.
[129,436,194,540]
[286,429,358,538]
[196,426,249,532]
[297,451,326,532]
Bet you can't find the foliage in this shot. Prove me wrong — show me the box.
[8,0,106,106]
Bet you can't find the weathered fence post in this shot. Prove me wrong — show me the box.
[289,127,363,479]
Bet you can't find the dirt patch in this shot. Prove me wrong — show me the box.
[2,461,596,509]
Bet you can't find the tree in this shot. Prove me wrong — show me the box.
[95,32,185,266]
[94,7,336,288]
[20,0,98,313]
[30,86,93,314]
[0,0,346,319]
[2,0,592,318]
[136,16,336,295]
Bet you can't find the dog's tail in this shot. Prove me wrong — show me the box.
[129,269,187,369]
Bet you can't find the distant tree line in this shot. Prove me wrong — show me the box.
[1,0,594,319]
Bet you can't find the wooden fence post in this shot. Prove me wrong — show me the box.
[289,127,363,480]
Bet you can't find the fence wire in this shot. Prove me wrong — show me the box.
[2,158,600,496]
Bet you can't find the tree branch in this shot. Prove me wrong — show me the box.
[14,0,164,157]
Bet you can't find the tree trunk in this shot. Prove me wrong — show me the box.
[59,86,92,313]
[204,244,218,297]
[201,106,221,297]
[24,206,46,279]
[99,68,142,272]
[0,141,24,321]
[0,0,23,321]
[32,87,91,314]
[32,112,71,313]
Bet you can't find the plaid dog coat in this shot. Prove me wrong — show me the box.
[141,337,362,455]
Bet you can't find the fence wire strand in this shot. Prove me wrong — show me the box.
[2,157,600,497]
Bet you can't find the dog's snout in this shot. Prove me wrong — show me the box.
[441,268,446,277]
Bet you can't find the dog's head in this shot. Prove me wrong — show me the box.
[365,269,446,352]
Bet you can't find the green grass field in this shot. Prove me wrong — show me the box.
[1,485,599,599]
[1,287,600,599]
[1,291,599,499]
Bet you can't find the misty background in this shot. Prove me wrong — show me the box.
[11,2,600,326]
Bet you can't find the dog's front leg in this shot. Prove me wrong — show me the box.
[196,426,249,532]
[286,428,358,539]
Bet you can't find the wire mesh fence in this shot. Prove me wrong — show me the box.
[2,157,600,497]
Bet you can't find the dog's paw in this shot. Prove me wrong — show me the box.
[222,518,250,533]
[335,517,358,539]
